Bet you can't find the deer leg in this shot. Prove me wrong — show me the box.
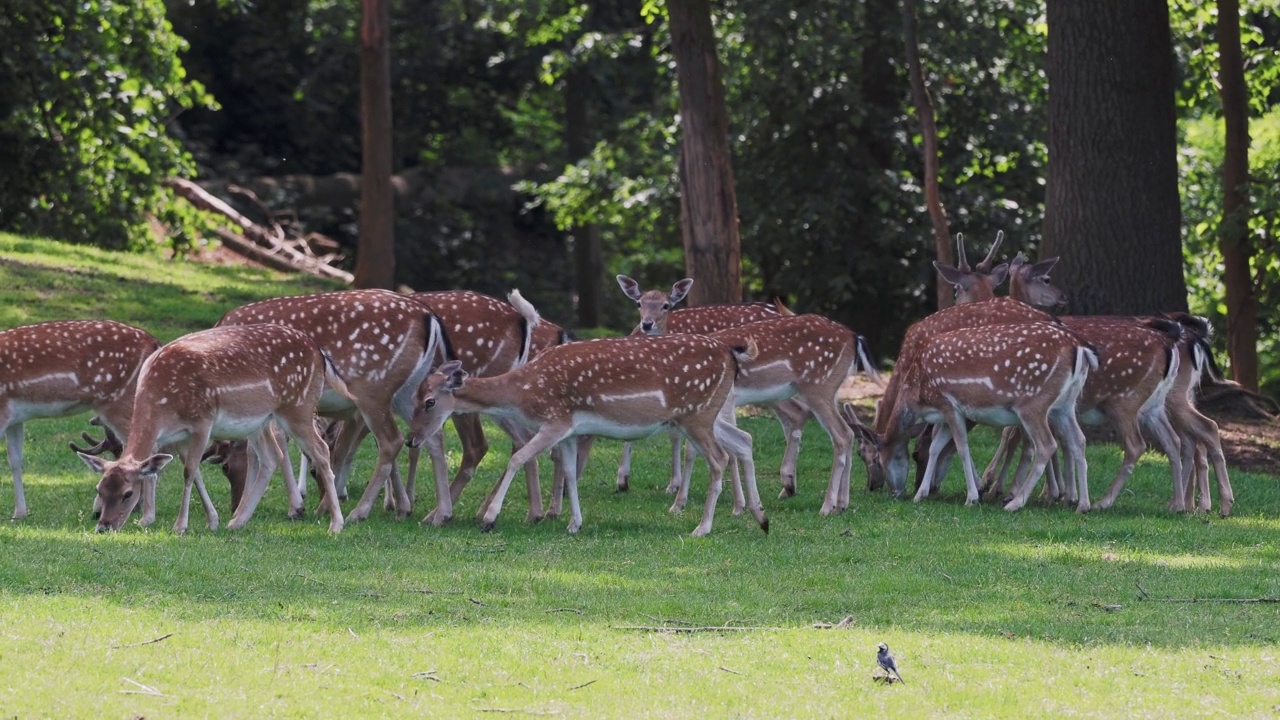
[773,398,808,498]
[665,431,686,495]
[1000,441,1035,503]
[915,424,953,503]
[176,428,218,534]
[617,442,634,493]
[279,411,345,533]
[939,409,982,506]
[683,422,731,538]
[416,430,454,526]
[479,424,569,531]
[498,418,545,523]
[228,427,285,529]
[348,410,409,522]
[557,437,583,533]
[804,396,853,515]
[981,427,1021,497]
[272,424,305,512]
[1096,413,1147,511]
[1048,407,1089,513]
[1136,410,1184,512]
[1190,412,1231,516]
[911,426,933,495]
[1004,412,1058,512]
[715,406,766,532]
[5,422,27,521]
[327,419,364,502]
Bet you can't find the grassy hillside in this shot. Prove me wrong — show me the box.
[1,234,1279,718]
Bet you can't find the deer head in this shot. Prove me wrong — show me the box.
[616,275,694,335]
[1008,253,1066,308]
[933,231,1010,304]
[78,453,173,532]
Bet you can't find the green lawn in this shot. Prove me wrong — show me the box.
[2,234,1278,718]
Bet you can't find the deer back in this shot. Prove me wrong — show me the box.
[708,314,864,398]
[0,320,159,410]
[412,290,533,376]
[1061,316,1178,412]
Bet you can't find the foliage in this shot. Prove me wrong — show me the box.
[1171,1,1280,396]
[0,0,212,250]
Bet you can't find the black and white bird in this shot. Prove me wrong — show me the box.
[877,642,904,684]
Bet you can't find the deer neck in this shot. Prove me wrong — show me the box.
[452,375,524,416]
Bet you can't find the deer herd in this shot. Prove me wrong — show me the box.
[0,233,1235,537]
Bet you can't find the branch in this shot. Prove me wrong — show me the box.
[611,625,784,633]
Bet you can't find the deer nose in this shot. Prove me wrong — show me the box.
[95,523,109,534]
[641,321,654,332]
[405,435,421,449]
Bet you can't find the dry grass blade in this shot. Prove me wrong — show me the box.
[110,632,173,649]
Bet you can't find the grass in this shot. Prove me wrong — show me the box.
[2,232,1280,717]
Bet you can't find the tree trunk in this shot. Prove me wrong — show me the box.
[565,65,603,327]
[667,0,742,305]
[354,0,395,290]
[1041,0,1187,315]
[902,0,954,311]
[1217,0,1257,390]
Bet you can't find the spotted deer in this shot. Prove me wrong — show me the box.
[669,314,880,517]
[77,324,347,534]
[959,252,1231,515]
[215,290,443,522]
[852,321,1097,512]
[0,320,159,520]
[406,335,768,537]
[615,275,810,496]
[932,231,1010,305]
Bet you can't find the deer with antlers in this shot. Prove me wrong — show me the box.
[405,334,768,537]
[78,324,348,534]
[0,320,159,521]
[852,320,1097,512]
[615,275,811,497]
[215,290,443,522]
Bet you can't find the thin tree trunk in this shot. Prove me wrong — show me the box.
[902,0,954,311]
[1041,0,1187,315]
[354,0,395,289]
[1217,0,1257,390]
[565,65,603,327]
[667,0,742,305]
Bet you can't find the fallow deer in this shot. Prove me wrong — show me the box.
[852,321,1097,512]
[406,335,768,537]
[0,320,159,520]
[671,314,880,516]
[78,324,347,534]
[215,290,443,522]
[932,231,1010,305]
[615,275,810,497]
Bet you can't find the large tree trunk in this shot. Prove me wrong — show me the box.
[354,0,395,290]
[667,0,742,305]
[902,0,954,311]
[1217,0,1257,390]
[1041,0,1187,315]
[565,65,603,327]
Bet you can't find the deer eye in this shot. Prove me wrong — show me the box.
[662,302,670,310]
[122,490,134,500]
[424,398,436,409]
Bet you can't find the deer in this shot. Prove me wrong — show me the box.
[615,275,811,498]
[0,320,159,520]
[948,249,1231,515]
[405,334,769,537]
[851,321,1097,512]
[215,289,443,523]
[77,324,348,534]
[662,314,880,517]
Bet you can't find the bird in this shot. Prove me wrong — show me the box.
[877,642,904,684]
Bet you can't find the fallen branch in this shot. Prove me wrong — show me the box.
[1146,597,1280,604]
[567,679,597,691]
[110,632,173,650]
[167,177,353,284]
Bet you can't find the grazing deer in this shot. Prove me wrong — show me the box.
[672,314,880,516]
[78,324,347,534]
[403,289,549,525]
[0,320,159,520]
[406,335,768,537]
[615,275,810,496]
[215,290,443,522]
[852,321,1097,512]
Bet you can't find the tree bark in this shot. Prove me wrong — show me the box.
[354,0,396,290]
[1041,0,1187,315]
[1217,0,1257,390]
[667,0,742,305]
[565,65,603,327]
[902,0,954,311]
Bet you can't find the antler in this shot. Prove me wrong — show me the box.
[954,233,970,272]
[975,230,1005,274]
[67,417,123,459]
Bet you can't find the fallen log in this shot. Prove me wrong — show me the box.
[166,177,353,284]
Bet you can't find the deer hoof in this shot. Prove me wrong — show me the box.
[479,519,496,533]
[778,485,796,500]
[690,525,711,538]
[759,517,769,535]
[287,507,305,521]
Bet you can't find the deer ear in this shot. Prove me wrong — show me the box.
[669,278,693,305]
[933,262,967,286]
[78,452,108,475]
[989,263,1010,287]
[437,360,463,376]
[616,275,642,302]
[444,365,469,391]
[1030,257,1060,276]
[139,453,174,477]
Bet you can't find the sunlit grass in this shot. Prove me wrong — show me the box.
[2,234,1280,716]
